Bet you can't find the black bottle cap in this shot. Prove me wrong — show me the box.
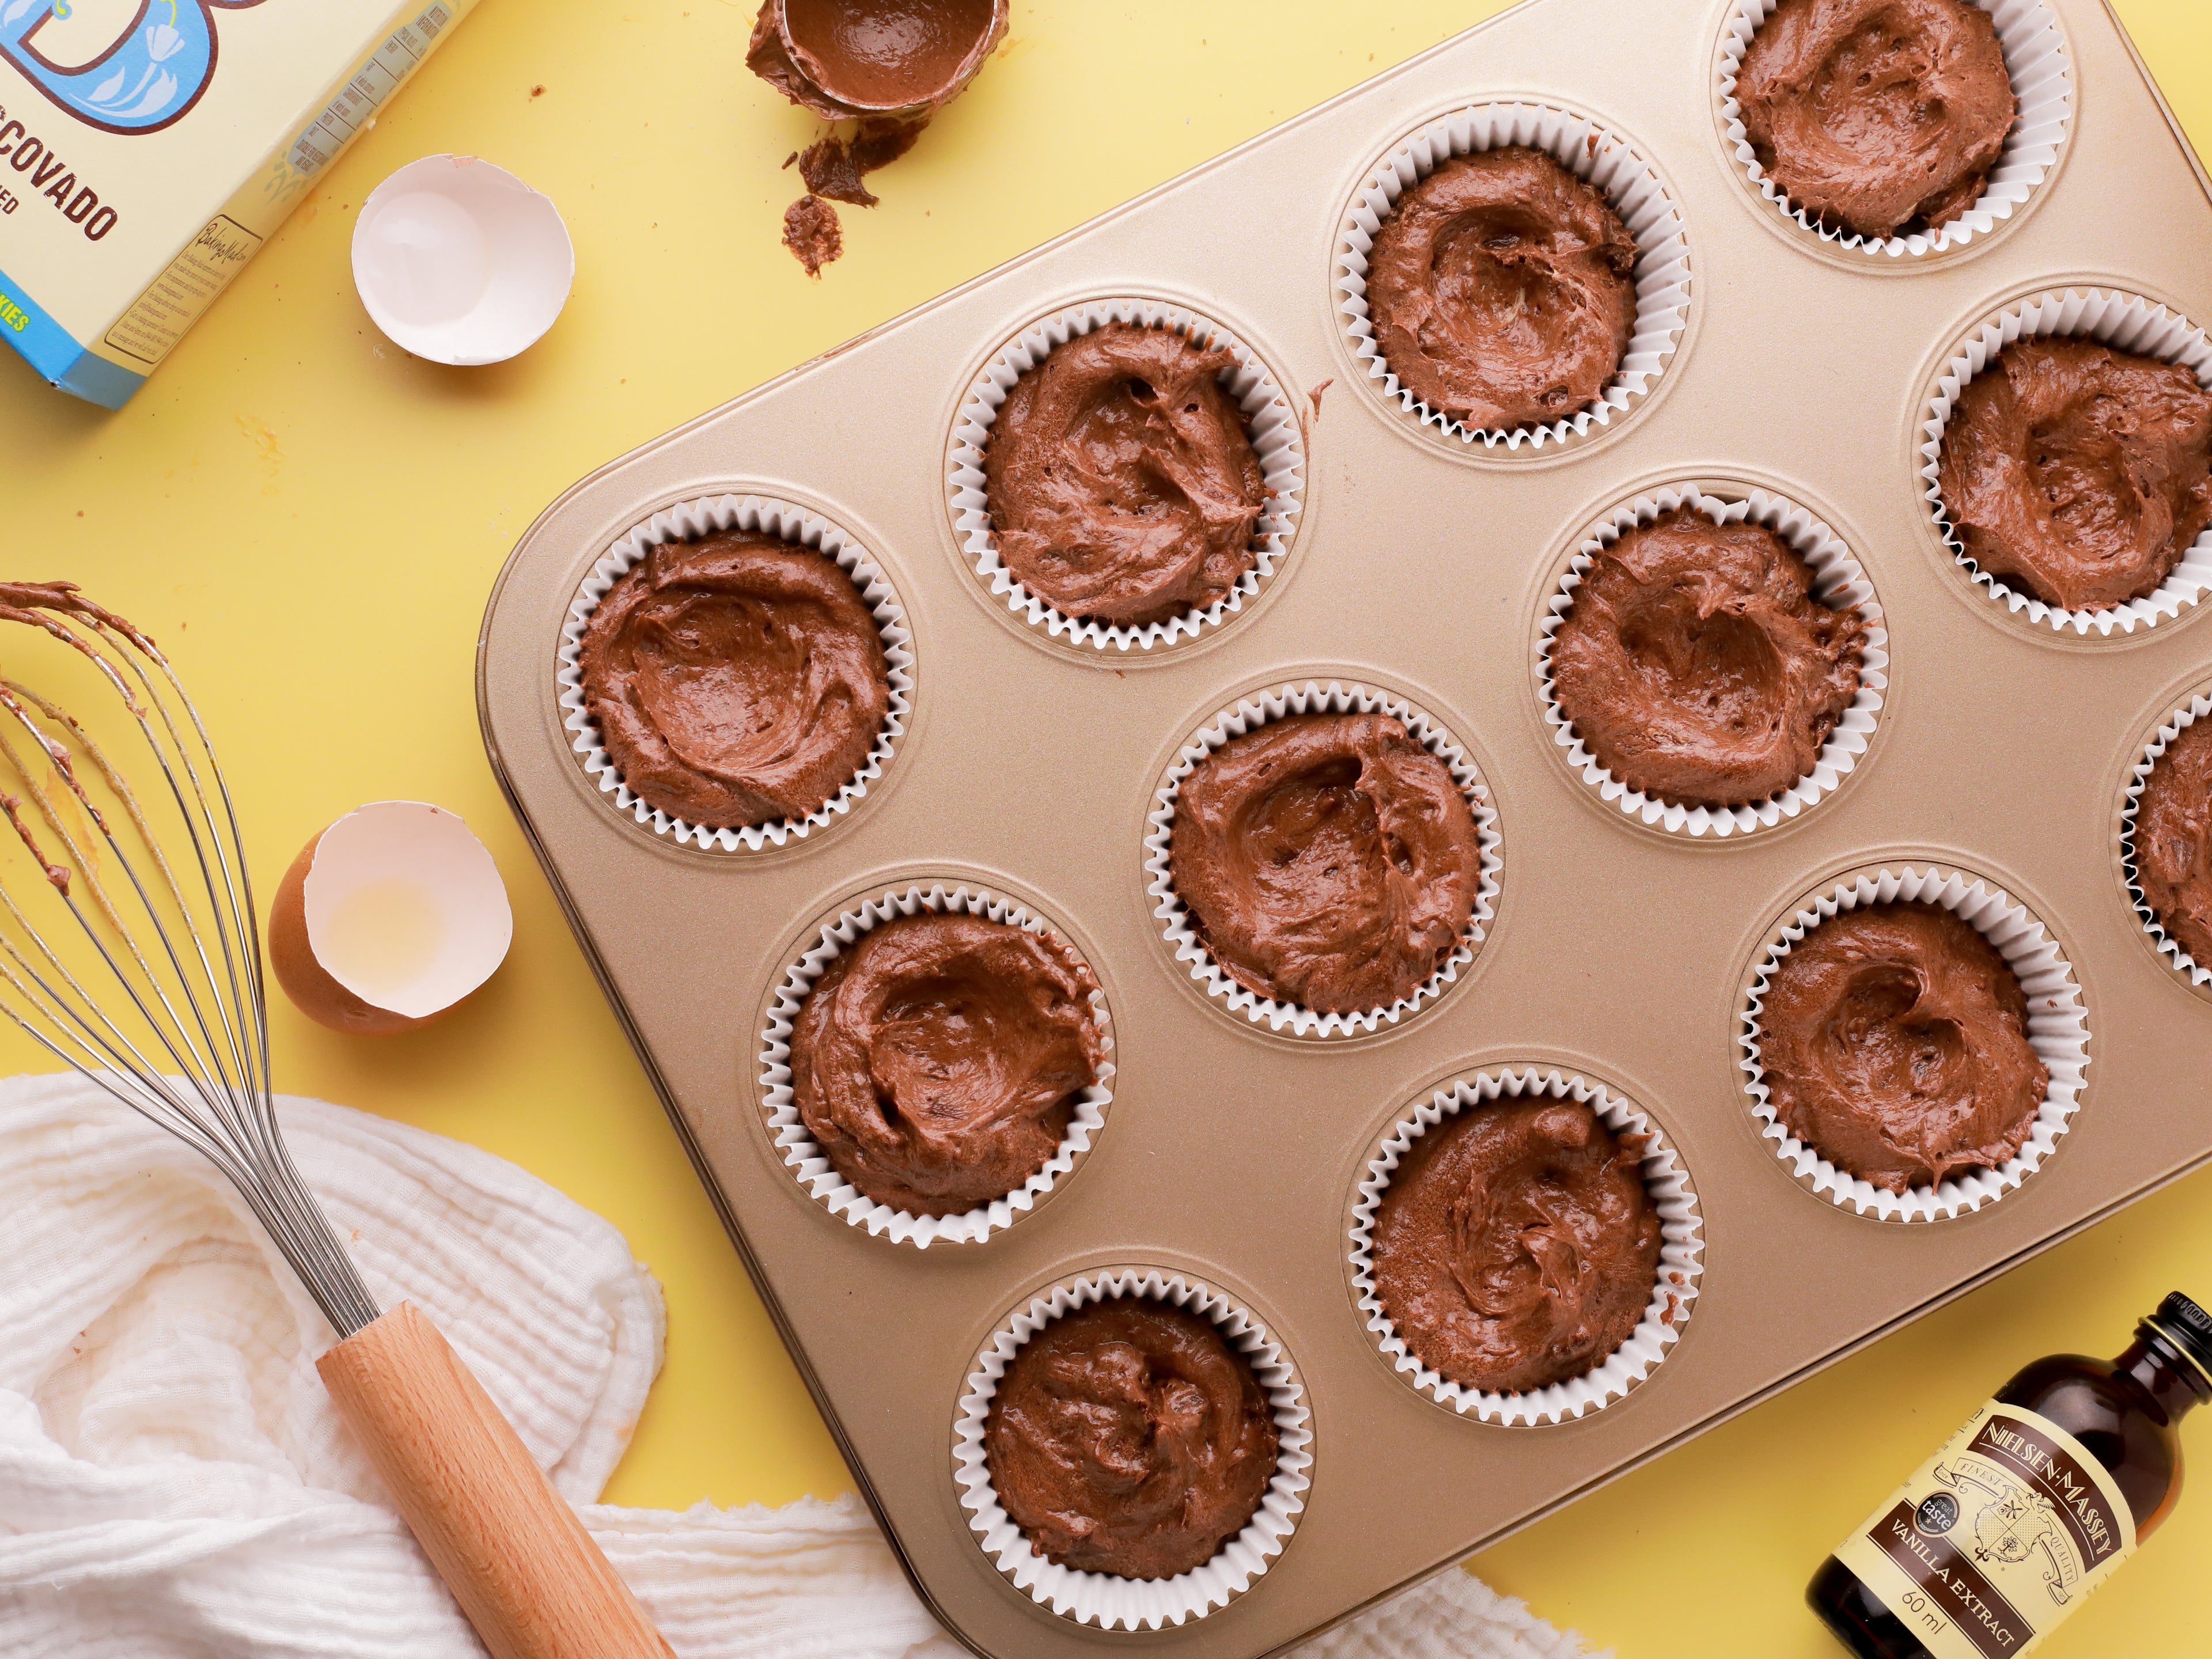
[2151,1292,2212,1382]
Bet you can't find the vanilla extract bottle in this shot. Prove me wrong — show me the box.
[1810,1292,2212,1658]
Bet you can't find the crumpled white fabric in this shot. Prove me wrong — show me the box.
[0,1072,1602,1659]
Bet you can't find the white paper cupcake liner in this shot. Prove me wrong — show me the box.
[1922,289,2212,635]
[557,493,915,850]
[1718,0,2071,258]
[756,883,1113,1248]
[946,297,1306,653]
[952,1267,1312,1629]
[1537,483,1889,838]
[2122,690,2212,990]
[1347,1067,1703,1426]
[1334,101,1692,451]
[1144,681,1504,1038]
[1739,865,2091,1221]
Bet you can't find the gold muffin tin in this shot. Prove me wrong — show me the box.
[477,2,2212,1653]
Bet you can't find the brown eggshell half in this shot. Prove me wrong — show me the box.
[270,830,440,1036]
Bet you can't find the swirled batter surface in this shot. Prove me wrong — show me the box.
[2138,719,2212,968]
[1365,147,1637,433]
[983,324,1268,627]
[1372,1099,1661,1396]
[1168,713,1482,1014]
[985,1299,1278,1580]
[1549,509,1866,810]
[1758,902,2048,1194]
[1738,0,2016,240]
[1938,339,2212,612]
[791,912,1103,1216]
[579,533,889,828]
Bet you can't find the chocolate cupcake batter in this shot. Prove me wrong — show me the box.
[1170,714,1482,1016]
[985,1298,1278,1580]
[1365,146,1637,433]
[579,533,889,828]
[790,912,1104,1217]
[983,324,1268,628]
[1372,1099,1661,1396]
[1737,0,2017,240]
[2137,719,2212,969]
[1938,339,2212,612]
[1548,509,1867,810]
[1757,902,2050,1194]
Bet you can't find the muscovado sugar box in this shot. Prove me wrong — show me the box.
[0,0,476,407]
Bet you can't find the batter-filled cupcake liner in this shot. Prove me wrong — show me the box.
[1143,681,1503,1038]
[1717,0,2071,259]
[1536,484,1889,839]
[756,882,1113,1248]
[1921,289,2212,636]
[945,297,1306,653]
[556,493,915,850]
[1333,101,1692,452]
[2122,690,2212,990]
[1346,1067,1703,1426]
[1738,865,2090,1222]
[952,1267,1312,1629]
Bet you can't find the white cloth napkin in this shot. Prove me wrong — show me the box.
[0,1072,1602,1658]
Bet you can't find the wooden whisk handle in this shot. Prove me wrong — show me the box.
[318,1301,675,1659]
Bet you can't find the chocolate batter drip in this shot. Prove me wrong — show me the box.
[1738,0,2017,240]
[1938,339,2212,612]
[791,912,1103,1216]
[984,324,1268,627]
[985,1299,1278,1580]
[1365,146,1637,433]
[1169,713,1482,1015]
[2138,719,2212,969]
[1549,509,1866,810]
[1758,902,2049,1194]
[579,533,889,829]
[1372,1099,1661,1396]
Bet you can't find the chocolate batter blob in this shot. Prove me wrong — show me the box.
[1372,1099,1661,1396]
[1549,509,1866,809]
[791,912,1104,1217]
[1365,146,1637,433]
[1738,0,2016,241]
[1169,713,1482,1015]
[984,323,1268,627]
[2138,719,2212,969]
[984,1299,1278,1580]
[1939,339,2212,612]
[578,532,888,829]
[1757,902,2049,1194]
[781,194,843,276]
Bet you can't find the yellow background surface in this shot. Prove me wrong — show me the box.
[2,3,2209,1654]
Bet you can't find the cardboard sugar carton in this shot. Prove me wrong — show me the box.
[0,0,478,407]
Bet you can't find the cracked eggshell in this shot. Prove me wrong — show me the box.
[351,155,574,366]
[271,802,513,1036]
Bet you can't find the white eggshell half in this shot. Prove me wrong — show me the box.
[352,154,574,366]
[302,801,513,1020]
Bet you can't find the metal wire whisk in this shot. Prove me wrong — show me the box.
[0,582,378,1336]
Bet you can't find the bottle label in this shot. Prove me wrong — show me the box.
[1832,1402,2137,1658]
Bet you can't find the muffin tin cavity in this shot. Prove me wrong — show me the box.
[1348,1067,1702,1425]
[1334,101,1691,453]
[2122,689,2212,994]
[952,1268,1312,1629]
[1922,289,2212,636]
[757,882,1113,1247]
[1537,483,1888,838]
[1145,681,1503,1039]
[1739,865,2090,1222]
[558,493,915,852]
[946,298,1306,655]
[1717,0,2072,259]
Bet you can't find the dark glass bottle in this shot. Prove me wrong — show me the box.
[1810,1292,2212,1659]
